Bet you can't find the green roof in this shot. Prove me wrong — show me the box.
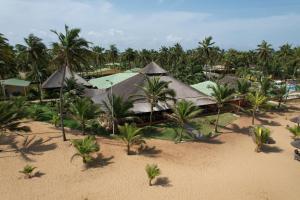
[88,72,138,89]
[2,78,31,87]
[191,81,217,96]
[124,68,142,73]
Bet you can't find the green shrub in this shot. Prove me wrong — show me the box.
[19,165,36,178]
[288,126,300,139]
[145,164,160,186]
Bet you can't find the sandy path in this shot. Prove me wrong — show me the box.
[0,104,300,200]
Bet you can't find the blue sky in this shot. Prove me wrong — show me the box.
[0,0,300,50]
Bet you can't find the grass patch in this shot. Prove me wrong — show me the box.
[25,103,108,135]
[143,113,237,141]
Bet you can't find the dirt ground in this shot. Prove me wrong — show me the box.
[0,103,300,200]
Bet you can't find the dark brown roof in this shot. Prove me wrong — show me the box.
[42,66,91,89]
[140,61,167,75]
[88,62,215,113]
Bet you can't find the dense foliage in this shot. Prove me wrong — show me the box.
[1,29,299,87]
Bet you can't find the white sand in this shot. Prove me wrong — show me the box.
[0,103,300,200]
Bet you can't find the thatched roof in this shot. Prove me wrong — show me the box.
[140,61,167,75]
[42,66,91,89]
[88,62,215,113]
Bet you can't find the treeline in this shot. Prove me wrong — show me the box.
[1,27,300,85]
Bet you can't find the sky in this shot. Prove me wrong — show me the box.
[1,0,300,50]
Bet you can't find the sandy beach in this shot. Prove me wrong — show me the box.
[1,103,300,200]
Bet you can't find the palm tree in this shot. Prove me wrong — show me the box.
[69,98,101,134]
[51,25,90,141]
[108,44,119,66]
[273,84,288,109]
[246,91,267,125]
[166,100,202,142]
[252,126,271,152]
[209,84,235,132]
[71,135,100,164]
[257,40,273,74]
[236,79,251,112]
[91,46,106,73]
[0,98,30,134]
[17,34,48,102]
[118,123,144,155]
[199,36,215,76]
[0,33,16,79]
[258,76,273,97]
[134,76,176,125]
[101,94,138,132]
[145,164,160,186]
[122,48,136,69]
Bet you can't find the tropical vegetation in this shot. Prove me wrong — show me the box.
[71,135,100,164]
[251,126,271,152]
[145,164,161,186]
[166,100,202,142]
[118,123,145,155]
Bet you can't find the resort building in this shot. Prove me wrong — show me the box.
[42,66,91,89]
[87,62,216,114]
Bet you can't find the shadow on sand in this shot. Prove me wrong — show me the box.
[83,154,114,170]
[262,145,283,154]
[154,177,172,187]
[138,145,162,157]
[0,135,57,161]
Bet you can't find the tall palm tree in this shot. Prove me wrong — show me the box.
[166,100,202,142]
[236,79,251,112]
[199,36,215,76]
[134,76,176,125]
[118,123,144,155]
[209,84,235,132]
[246,91,267,125]
[0,33,16,79]
[108,44,119,66]
[257,40,273,74]
[101,94,138,132]
[17,34,48,102]
[69,98,101,134]
[122,48,136,69]
[51,25,90,141]
[92,46,106,69]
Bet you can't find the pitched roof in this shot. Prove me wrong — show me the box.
[191,81,217,96]
[88,62,216,113]
[88,72,138,89]
[42,66,91,89]
[140,61,167,75]
[2,78,31,87]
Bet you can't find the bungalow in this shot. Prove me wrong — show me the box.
[1,78,31,97]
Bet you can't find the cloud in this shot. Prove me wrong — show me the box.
[0,0,299,50]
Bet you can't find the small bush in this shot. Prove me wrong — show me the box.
[145,164,160,186]
[19,165,36,178]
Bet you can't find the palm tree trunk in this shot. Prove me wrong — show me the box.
[215,108,221,133]
[252,110,255,125]
[149,103,153,125]
[59,66,67,141]
[179,127,184,142]
[82,121,85,135]
[149,179,152,186]
[127,143,130,155]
